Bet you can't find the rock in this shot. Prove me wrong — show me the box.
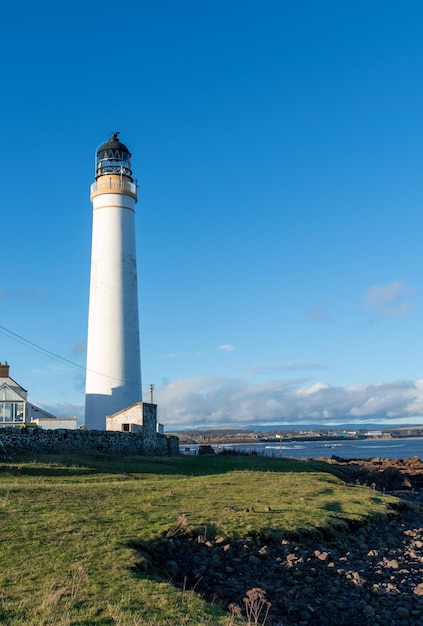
[367,549,378,557]
[135,555,151,572]
[165,560,179,575]
[316,551,329,561]
[363,604,376,616]
[214,535,228,545]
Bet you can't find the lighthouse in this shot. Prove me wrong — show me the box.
[85,133,142,430]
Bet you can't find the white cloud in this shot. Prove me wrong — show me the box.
[364,281,405,309]
[295,382,331,396]
[154,376,423,427]
[219,344,235,352]
[363,281,416,317]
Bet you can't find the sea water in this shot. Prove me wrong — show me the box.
[185,438,423,460]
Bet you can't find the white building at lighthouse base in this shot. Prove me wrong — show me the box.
[106,401,164,451]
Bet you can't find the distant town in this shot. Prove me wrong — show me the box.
[172,425,423,445]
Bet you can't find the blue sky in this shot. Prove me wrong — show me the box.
[2,1,423,428]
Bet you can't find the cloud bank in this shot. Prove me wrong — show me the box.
[39,373,423,430]
[154,376,423,427]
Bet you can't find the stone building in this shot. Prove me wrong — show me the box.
[106,402,166,453]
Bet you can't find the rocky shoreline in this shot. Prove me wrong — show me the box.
[321,455,423,492]
[134,456,423,625]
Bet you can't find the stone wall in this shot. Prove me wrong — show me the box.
[0,427,179,457]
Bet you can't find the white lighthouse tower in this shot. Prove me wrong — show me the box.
[85,133,142,430]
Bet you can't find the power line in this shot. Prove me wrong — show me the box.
[0,324,86,371]
[0,323,150,388]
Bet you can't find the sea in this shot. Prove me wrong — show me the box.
[182,437,423,460]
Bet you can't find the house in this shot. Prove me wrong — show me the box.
[0,362,57,428]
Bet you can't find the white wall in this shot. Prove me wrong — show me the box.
[106,404,143,432]
[33,418,77,430]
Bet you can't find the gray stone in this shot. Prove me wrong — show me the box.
[0,427,179,457]
[363,604,376,616]
[300,610,311,620]
[165,560,179,575]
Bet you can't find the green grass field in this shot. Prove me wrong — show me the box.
[0,452,409,625]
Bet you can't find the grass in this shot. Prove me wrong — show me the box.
[0,451,411,625]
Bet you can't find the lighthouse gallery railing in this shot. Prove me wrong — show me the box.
[90,180,137,195]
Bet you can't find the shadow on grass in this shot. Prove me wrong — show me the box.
[0,451,344,480]
[0,463,96,478]
[322,500,343,512]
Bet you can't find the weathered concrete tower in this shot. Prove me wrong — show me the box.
[85,133,142,430]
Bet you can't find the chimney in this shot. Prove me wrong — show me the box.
[0,362,10,378]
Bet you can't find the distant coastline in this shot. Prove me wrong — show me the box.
[175,428,423,461]
[176,429,423,446]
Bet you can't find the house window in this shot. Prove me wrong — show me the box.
[0,402,24,422]
[15,404,24,421]
[122,423,130,432]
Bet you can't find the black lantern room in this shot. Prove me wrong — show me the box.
[96,132,133,181]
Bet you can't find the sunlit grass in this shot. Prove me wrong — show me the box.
[0,452,408,625]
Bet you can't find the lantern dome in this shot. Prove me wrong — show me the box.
[95,132,133,180]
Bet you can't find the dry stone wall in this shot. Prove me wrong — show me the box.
[0,427,179,457]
